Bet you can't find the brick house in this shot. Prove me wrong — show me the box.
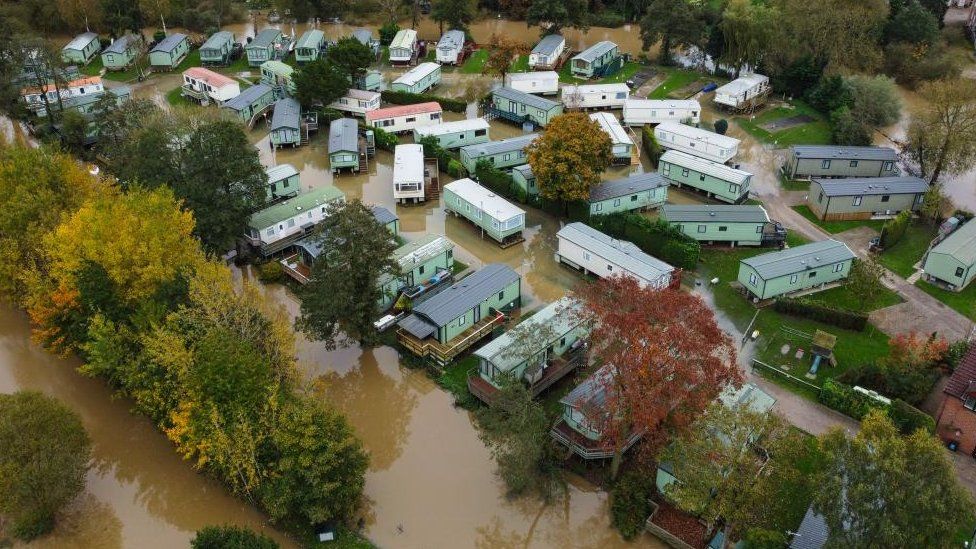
[936,346,976,456]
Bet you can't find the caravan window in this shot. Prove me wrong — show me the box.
[852,196,862,206]
[883,161,893,171]
[475,129,487,137]
[850,160,858,167]
[881,195,890,202]
[833,263,843,273]
[790,274,798,284]
[681,168,689,177]
[956,267,965,277]
[821,160,831,169]
[405,117,416,123]
[613,198,620,207]
[748,273,757,285]
[615,92,626,99]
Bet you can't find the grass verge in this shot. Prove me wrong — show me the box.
[875,222,937,278]
[791,205,886,234]
[915,279,976,321]
[460,49,488,74]
[509,54,529,73]
[734,100,832,147]
[647,69,704,99]
[79,57,104,76]
[165,86,193,107]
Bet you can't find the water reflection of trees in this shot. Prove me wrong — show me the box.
[30,493,124,549]
[474,495,632,549]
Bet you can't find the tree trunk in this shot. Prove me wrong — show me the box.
[161,14,167,34]
[610,447,623,479]
[659,35,672,65]
[929,135,951,185]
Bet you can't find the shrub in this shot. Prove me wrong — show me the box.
[589,213,700,269]
[641,126,663,168]
[257,261,283,283]
[839,361,941,407]
[475,160,518,200]
[380,90,466,113]
[743,528,789,549]
[772,297,868,331]
[191,525,279,549]
[846,74,902,128]
[889,399,935,435]
[830,106,872,146]
[819,379,878,420]
[880,210,911,248]
[610,471,655,540]
[884,42,960,88]
[370,126,398,151]
[418,136,464,178]
[713,119,729,135]
[946,340,971,370]
[806,75,852,114]
[447,158,466,178]
[379,22,399,45]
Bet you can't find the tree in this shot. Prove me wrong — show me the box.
[639,0,706,64]
[294,58,349,108]
[100,0,145,36]
[296,200,399,349]
[526,112,612,208]
[326,37,374,84]
[139,0,171,32]
[906,78,976,185]
[56,0,102,32]
[919,183,950,224]
[191,526,278,549]
[846,75,902,128]
[885,0,939,46]
[572,277,741,477]
[713,119,728,135]
[431,0,477,34]
[814,410,973,548]
[846,258,887,312]
[480,34,528,82]
[718,0,777,69]
[526,0,588,35]
[0,392,91,540]
[805,75,852,114]
[830,107,872,146]
[60,109,90,156]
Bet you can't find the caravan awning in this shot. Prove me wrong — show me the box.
[397,313,436,340]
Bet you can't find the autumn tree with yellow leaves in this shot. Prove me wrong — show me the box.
[526,112,613,210]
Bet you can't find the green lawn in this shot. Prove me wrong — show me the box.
[557,61,585,84]
[460,49,487,74]
[509,54,529,73]
[173,49,202,73]
[876,223,937,278]
[79,57,104,76]
[809,283,902,313]
[165,86,193,107]
[102,63,144,82]
[734,100,832,147]
[597,61,642,84]
[218,55,253,75]
[791,205,886,234]
[915,279,976,321]
[779,173,809,192]
[647,69,703,99]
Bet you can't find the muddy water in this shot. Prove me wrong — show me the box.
[0,305,296,549]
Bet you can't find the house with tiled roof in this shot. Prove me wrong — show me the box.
[936,346,976,454]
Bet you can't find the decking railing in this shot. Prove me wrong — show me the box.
[398,311,506,365]
[550,421,642,460]
[467,348,587,405]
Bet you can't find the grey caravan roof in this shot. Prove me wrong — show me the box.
[223,84,272,112]
[789,506,828,549]
[531,34,564,57]
[661,204,770,224]
[560,364,615,418]
[493,86,561,111]
[558,222,674,282]
[461,133,538,158]
[352,29,375,45]
[64,32,98,51]
[249,29,282,49]
[329,118,359,153]
[151,33,187,53]
[202,31,234,50]
[370,205,398,226]
[590,172,668,202]
[512,164,533,178]
[741,239,855,279]
[271,98,300,131]
[104,34,137,55]
[573,41,616,63]
[815,176,928,197]
[438,30,465,50]
[402,263,519,327]
[791,145,897,162]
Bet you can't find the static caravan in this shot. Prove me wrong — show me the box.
[61,32,101,66]
[101,35,142,71]
[923,220,976,291]
[246,185,345,256]
[379,234,456,310]
[366,102,443,134]
[658,150,751,203]
[654,122,740,164]
[570,41,620,79]
[355,69,384,92]
[352,29,380,54]
[21,76,104,114]
[808,176,928,221]
[246,29,285,67]
[414,118,490,150]
[504,71,560,96]
[391,62,442,94]
[555,222,675,288]
[622,99,701,126]
[459,133,539,173]
[389,29,418,65]
[589,172,668,215]
[589,112,634,165]
[512,164,537,197]
[714,73,770,111]
[200,31,236,65]
[784,145,899,180]
[260,60,296,96]
[551,364,641,460]
[221,84,275,124]
[444,178,526,246]
[488,87,563,128]
[329,89,381,117]
[181,67,240,105]
[561,83,630,110]
[264,164,301,201]
[295,29,326,63]
[393,144,426,204]
[329,118,361,172]
[371,205,400,236]
[738,239,855,301]
[436,29,466,65]
[529,34,566,70]
[661,204,777,247]
[270,98,302,148]
[148,33,190,70]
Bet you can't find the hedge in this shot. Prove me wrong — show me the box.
[589,212,700,269]
[380,90,467,113]
[370,126,398,151]
[475,160,520,199]
[419,136,466,178]
[889,398,935,434]
[880,210,910,248]
[773,297,868,331]
[641,126,663,168]
[819,379,877,420]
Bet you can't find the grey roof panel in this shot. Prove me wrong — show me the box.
[573,41,617,63]
[531,34,564,56]
[151,33,187,53]
[742,240,855,280]
[249,29,282,49]
[371,205,398,226]
[222,84,272,112]
[557,222,674,284]
[437,30,466,50]
[791,145,897,162]
[492,86,561,112]
[64,32,98,51]
[104,35,137,54]
[329,118,359,153]
[512,164,533,177]
[590,172,668,203]
[560,364,614,412]
[661,204,770,224]
[352,29,374,45]
[201,31,234,50]
[271,98,300,130]
[814,176,928,197]
[789,506,828,549]
[405,263,519,327]
[398,313,438,339]
[460,133,538,158]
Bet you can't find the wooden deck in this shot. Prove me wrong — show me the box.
[424,158,440,200]
[550,420,642,460]
[397,311,506,366]
[467,349,586,405]
[280,253,311,284]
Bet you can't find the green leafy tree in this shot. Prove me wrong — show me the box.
[610,471,655,540]
[431,0,477,34]
[59,109,89,155]
[191,526,279,549]
[326,37,374,84]
[885,0,939,45]
[906,78,976,185]
[805,75,852,114]
[294,58,349,108]
[526,112,612,207]
[100,0,146,36]
[919,183,950,224]
[846,74,902,128]
[814,410,974,548]
[296,199,399,349]
[845,258,887,313]
[0,391,91,540]
[639,0,706,64]
[830,106,872,146]
[719,0,777,69]
[526,0,588,35]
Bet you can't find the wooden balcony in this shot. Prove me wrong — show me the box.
[467,349,586,405]
[280,253,310,284]
[180,85,210,105]
[550,420,642,461]
[397,311,506,366]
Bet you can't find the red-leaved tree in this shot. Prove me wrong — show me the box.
[572,275,742,477]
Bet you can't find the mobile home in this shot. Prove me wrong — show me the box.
[101,35,142,71]
[246,29,285,67]
[555,222,675,288]
[199,31,236,65]
[355,69,384,92]
[379,234,456,310]
[329,118,361,172]
[658,149,752,203]
[328,89,381,117]
[661,204,781,247]
[570,41,620,79]
[389,29,418,65]
[436,29,466,65]
[488,87,563,128]
[371,205,400,235]
[512,164,537,197]
[784,145,900,180]
[391,62,442,94]
[459,133,539,173]
[221,84,275,124]
[655,122,740,164]
[21,76,104,114]
[504,71,560,96]
[265,164,301,201]
[260,60,296,96]
[808,176,928,221]
[366,102,443,134]
[295,29,326,63]
[714,73,770,111]
[270,98,302,147]
[393,144,426,204]
[589,172,668,215]
[352,29,380,54]
[61,32,101,66]
[444,178,526,246]
[414,118,490,150]
[529,34,566,70]
[589,111,634,164]
[246,185,345,256]
[737,239,856,301]
[550,364,641,460]
[561,83,629,110]
[181,67,240,105]
[622,99,701,126]
[148,33,190,70]
[923,220,976,291]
